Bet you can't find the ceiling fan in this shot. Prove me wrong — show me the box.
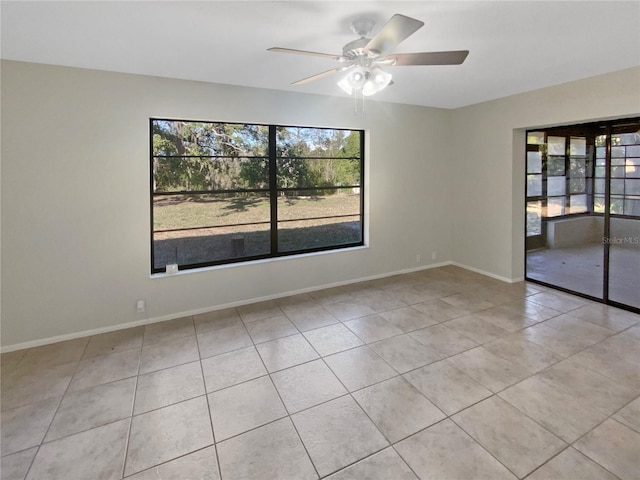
[268,14,469,97]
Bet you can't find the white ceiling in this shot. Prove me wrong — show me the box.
[2,1,639,109]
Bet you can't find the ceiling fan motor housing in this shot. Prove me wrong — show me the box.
[350,17,376,37]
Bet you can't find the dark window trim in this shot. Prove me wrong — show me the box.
[150,118,365,274]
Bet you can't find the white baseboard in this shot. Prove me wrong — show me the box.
[1,260,519,353]
[449,262,523,284]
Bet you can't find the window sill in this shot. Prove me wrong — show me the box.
[150,244,369,279]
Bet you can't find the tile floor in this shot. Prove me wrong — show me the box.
[1,265,639,480]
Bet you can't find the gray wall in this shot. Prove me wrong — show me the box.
[2,61,639,349]
[1,60,453,348]
[450,67,640,279]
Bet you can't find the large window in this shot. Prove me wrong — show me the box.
[151,119,364,273]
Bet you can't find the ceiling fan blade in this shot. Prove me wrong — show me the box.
[365,14,424,56]
[382,50,470,66]
[268,47,344,62]
[291,66,351,85]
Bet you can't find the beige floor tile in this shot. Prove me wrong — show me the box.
[127,446,220,480]
[201,346,266,393]
[193,308,242,334]
[236,300,283,323]
[378,306,439,333]
[474,305,539,332]
[346,282,386,299]
[499,375,610,443]
[404,360,492,416]
[217,418,317,480]
[309,286,356,305]
[424,280,475,298]
[26,419,130,480]
[4,268,637,479]
[539,358,637,415]
[0,350,26,376]
[370,334,440,373]
[443,315,510,344]
[16,338,88,372]
[208,376,286,441]
[197,324,253,359]
[323,346,397,392]
[440,292,495,313]
[83,327,144,359]
[453,396,566,478]
[356,292,407,312]
[1,397,59,456]
[134,361,205,414]
[384,284,440,305]
[411,298,468,321]
[568,334,640,392]
[408,323,478,358]
[527,447,618,480]
[614,397,640,432]
[0,348,28,369]
[567,303,639,332]
[471,286,521,306]
[322,300,377,321]
[68,348,140,391]
[0,447,37,480]
[303,324,363,356]
[518,323,605,357]
[139,335,199,374]
[352,376,445,443]
[255,334,319,372]
[245,314,298,344]
[623,323,640,340]
[543,313,616,338]
[395,419,517,480]
[447,346,531,392]
[326,447,418,480]
[494,281,543,298]
[574,419,640,480]
[143,316,195,345]
[275,292,315,310]
[46,377,136,441]
[125,397,213,476]
[528,291,587,313]
[292,395,388,477]
[499,298,562,322]
[483,334,562,374]
[344,314,403,343]
[271,359,347,413]
[284,304,339,332]
[1,361,76,411]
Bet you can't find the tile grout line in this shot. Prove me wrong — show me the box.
[120,332,145,478]
[193,314,224,480]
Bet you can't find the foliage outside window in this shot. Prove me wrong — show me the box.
[151,119,364,273]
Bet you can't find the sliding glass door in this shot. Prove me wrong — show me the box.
[604,124,640,309]
[525,118,640,313]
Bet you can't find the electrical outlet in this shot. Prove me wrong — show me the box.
[136,299,146,313]
[431,251,437,260]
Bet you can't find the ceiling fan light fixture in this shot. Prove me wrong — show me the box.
[364,68,392,96]
[338,67,367,95]
[339,66,392,97]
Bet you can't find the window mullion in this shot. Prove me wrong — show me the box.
[269,125,278,255]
